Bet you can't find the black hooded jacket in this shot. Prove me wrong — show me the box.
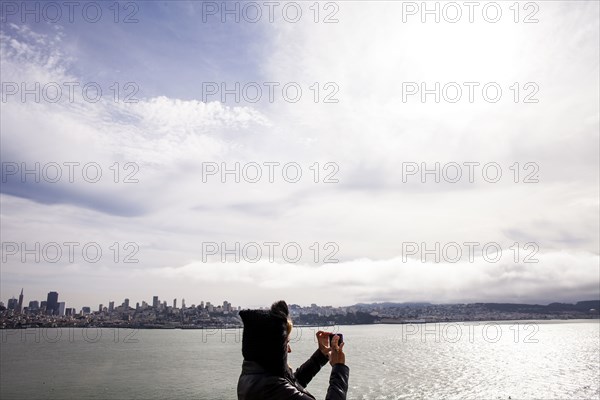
[237,301,349,399]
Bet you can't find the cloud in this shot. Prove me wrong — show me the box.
[140,250,600,306]
[1,23,271,216]
[1,3,598,309]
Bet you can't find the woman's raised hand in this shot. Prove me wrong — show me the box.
[316,330,331,356]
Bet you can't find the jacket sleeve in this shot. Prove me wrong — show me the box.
[294,349,329,388]
[326,364,350,400]
[260,376,322,399]
[262,365,350,400]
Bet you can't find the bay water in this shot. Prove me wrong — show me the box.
[1,321,598,399]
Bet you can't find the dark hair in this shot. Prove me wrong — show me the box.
[270,300,289,318]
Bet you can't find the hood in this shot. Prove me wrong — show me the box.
[239,300,289,377]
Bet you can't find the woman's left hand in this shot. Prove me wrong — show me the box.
[316,331,331,357]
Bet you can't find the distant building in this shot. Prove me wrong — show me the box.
[81,307,91,315]
[153,296,159,308]
[28,300,39,310]
[46,291,59,315]
[99,304,103,312]
[123,298,130,309]
[17,288,24,313]
[40,301,47,310]
[7,297,17,310]
[58,302,65,316]
[173,298,177,309]
[108,301,114,312]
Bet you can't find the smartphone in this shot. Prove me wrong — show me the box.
[328,333,344,346]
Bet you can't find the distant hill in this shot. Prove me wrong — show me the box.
[352,300,599,312]
[475,300,600,313]
[352,302,432,308]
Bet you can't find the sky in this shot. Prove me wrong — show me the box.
[1,1,599,310]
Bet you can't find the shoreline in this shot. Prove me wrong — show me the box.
[1,317,598,330]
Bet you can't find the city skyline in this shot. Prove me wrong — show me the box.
[2,287,598,314]
[1,287,243,314]
[2,286,597,333]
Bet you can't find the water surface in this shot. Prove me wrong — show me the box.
[1,321,598,399]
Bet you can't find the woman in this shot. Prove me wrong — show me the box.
[237,300,349,399]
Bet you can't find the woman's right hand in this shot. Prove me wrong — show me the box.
[329,335,345,366]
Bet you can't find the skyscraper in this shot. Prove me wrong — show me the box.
[153,296,159,308]
[46,291,59,315]
[17,288,24,313]
[108,301,114,312]
[173,298,177,309]
[123,298,130,309]
[58,302,65,316]
[7,297,17,310]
